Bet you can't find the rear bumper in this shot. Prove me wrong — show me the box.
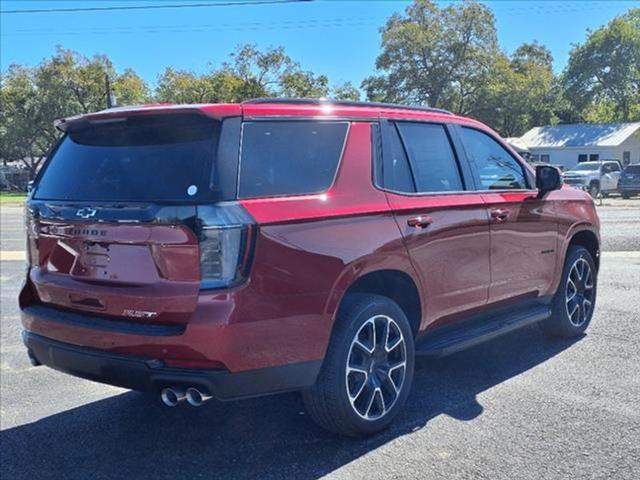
[23,331,321,400]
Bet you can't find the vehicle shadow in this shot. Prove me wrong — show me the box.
[0,326,581,480]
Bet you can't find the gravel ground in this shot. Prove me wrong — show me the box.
[1,203,639,480]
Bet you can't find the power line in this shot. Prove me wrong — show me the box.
[2,16,383,37]
[0,0,310,15]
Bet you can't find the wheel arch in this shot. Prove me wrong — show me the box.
[567,229,600,271]
[334,269,422,338]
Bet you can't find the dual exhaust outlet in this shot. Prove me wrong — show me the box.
[160,387,212,407]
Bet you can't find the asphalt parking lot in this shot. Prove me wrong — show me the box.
[1,201,639,480]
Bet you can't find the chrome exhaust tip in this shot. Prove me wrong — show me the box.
[185,387,212,407]
[160,387,186,407]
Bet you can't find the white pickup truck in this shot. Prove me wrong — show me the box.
[562,160,622,197]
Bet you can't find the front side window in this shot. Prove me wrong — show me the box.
[460,127,528,190]
[238,121,348,198]
[395,122,463,193]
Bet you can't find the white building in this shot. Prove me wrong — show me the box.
[519,122,640,170]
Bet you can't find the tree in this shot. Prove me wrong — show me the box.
[0,48,151,177]
[564,8,640,122]
[113,68,150,105]
[155,68,215,103]
[362,0,499,114]
[0,66,51,175]
[331,82,361,101]
[475,43,557,136]
[155,44,345,103]
[280,71,329,98]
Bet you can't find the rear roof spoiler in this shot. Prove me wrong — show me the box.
[54,103,241,132]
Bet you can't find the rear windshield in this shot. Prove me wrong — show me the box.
[238,121,348,198]
[624,165,640,174]
[34,114,219,202]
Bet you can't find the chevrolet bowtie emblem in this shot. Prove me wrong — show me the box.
[76,207,97,219]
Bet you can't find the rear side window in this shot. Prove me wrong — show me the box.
[460,127,528,190]
[238,121,348,198]
[382,123,416,193]
[625,165,640,174]
[35,114,219,202]
[396,122,463,193]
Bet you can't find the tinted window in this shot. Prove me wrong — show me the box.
[460,127,528,190]
[382,123,415,192]
[624,165,640,174]
[238,121,347,198]
[35,115,219,202]
[396,122,463,193]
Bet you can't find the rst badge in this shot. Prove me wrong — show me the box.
[122,309,159,319]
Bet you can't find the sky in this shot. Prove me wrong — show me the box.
[1,0,638,90]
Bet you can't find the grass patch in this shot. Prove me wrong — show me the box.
[0,192,27,205]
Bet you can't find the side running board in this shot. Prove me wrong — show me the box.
[415,306,552,358]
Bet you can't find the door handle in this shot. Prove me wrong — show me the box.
[407,215,433,228]
[490,208,510,223]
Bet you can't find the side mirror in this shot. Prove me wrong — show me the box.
[536,165,562,198]
[27,180,34,193]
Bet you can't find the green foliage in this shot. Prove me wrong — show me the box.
[564,8,640,122]
[331,82,361,101]
[362,0,499,113]
[154,44,342,103]
[362,1,561,136]
[0,47,151,176]
[0,44,353,177]
[1,3,638,180]
[475,43,557,136]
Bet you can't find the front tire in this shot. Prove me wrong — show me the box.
[303,294,415,437]
[542,245,597,338]
[589,182,600,198]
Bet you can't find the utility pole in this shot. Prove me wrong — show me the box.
[105,73,116,108]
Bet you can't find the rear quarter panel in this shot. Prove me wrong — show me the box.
[234,122,420,367]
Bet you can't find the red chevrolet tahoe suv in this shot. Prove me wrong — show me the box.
[20,99,600,436]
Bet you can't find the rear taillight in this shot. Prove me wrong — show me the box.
[24,208,38,268]
[196,203,255,290]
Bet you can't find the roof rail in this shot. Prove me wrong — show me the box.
[242,98,454,116]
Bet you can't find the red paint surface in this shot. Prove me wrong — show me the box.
[22,102,600,374]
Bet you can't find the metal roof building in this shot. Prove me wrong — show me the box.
[518,122,640,169]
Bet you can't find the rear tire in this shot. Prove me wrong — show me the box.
[303,294,415,437]
[621,193,630,199]
[589,182,600,198]
[541,245,597,338]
